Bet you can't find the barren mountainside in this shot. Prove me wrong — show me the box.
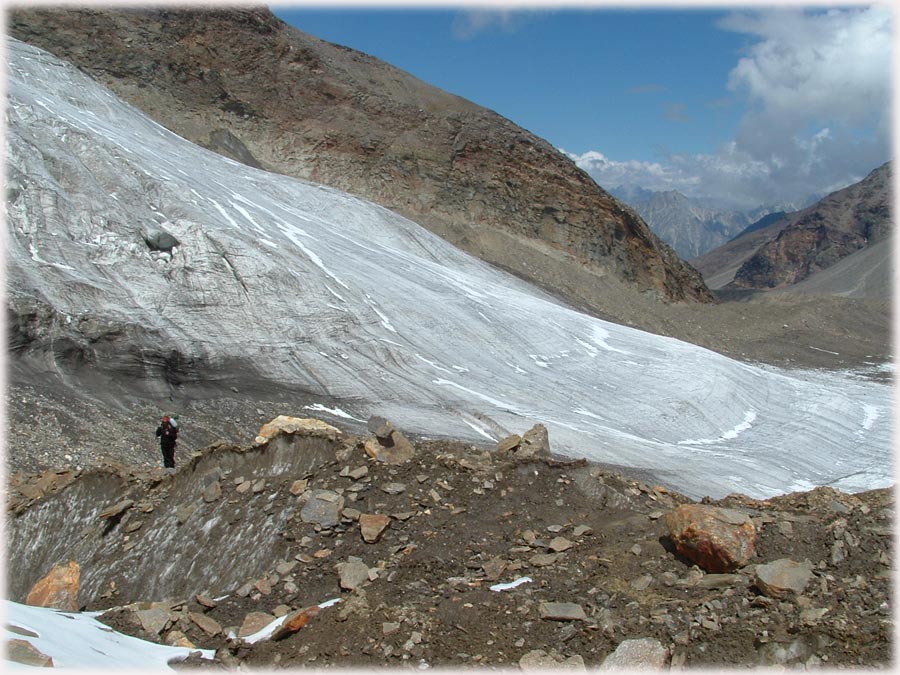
[8,6,712,311]
[729,162,892,289]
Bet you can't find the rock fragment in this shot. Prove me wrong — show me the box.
[6,638,54,667]
[665,504,756,572]
[539,602,587,621]
[254,415,341,444]
[359,513,391,543]
[25,561,80,611]
[755,559,813,599]
[271,606,320,641]
[599,637,669,669]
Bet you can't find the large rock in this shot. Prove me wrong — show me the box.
[25,560,80,611]
[665,504,756,573]
[300,490,345,528]
[520,649,586,670]
[497,424,551,462]
[363,426,415,465]
[599,637,669,669]
[254,416,341,444]
[755,559,814,599]
[6,638,54,667]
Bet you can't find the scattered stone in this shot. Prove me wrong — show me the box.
[499,424,551,462]
[201,480,222,503]
[136,607,171,635]
[530,553,561,567]
[301,490,345,528]
[363,424,416,465]
[496,434,522,454]
[694,574,743,589]
[176,503,197,524]
[599,637,669,669]
[359,513,391,543]
[275,561,297,576]
[6,638,54,667]
[99,498,134,520]
[381,482,407,495]
[289,479,308,495]
[251,479,266,494]
[665,504,757,572]
[271,606,320,641]
[539,602,587,621]
[190,611,223,637]
[124,520,144,533]
[755,559,813,599]
[165,630,196,648]
[549,537,574,552]
[630,574,653,591]
[519,649,586,670]
[238,612,276,638]
[337,558,370,590]
[195,594,217,609]
[482,558,507,580]
[25,561,80,611]
[573,525,593,537]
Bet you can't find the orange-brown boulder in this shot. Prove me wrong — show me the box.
[25,561,81,611]
[665,504,756,573]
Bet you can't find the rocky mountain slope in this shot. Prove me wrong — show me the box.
[6,418,893,669]
[728,162,892,290]
[7,6,712,315]
[609,187,782,260]
[6,37,891,501]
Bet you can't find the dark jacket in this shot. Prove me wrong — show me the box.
[156,421,178,449]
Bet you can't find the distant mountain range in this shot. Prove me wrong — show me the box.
[608,185,798,260]
[691,161,892,295]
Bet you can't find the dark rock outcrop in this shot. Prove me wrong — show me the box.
[8,6,712,307]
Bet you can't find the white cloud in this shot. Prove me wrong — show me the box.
[571,7,893,209]
[452,10,542,40]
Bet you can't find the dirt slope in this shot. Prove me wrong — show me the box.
[7,423,893,669]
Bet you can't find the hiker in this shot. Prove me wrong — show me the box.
[156,415,179,469]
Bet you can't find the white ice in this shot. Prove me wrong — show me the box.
[5,38,894,500]
[3,600,215,669]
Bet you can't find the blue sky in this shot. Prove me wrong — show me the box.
[272,5,893,209]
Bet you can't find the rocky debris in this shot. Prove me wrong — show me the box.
[599,637,669,669]
[300,490,344,528]
[497,424,551,462]
[520,649,586,670]
[98,498,134,520]
[754,558,814,599]
[25,560,81,611]
[239,612,275,638]
[539,602,587,621]
[665,504,757,572]
[5,421,894,669]
[363,417,416,464]
[271,606,319,641]
[254,415,341,444]
[359,513,391,543]
[336,558,370,591]
[6,638,54,667]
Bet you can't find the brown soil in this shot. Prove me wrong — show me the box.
[9,430,893,670]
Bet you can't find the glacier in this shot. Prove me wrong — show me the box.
[5,38,893,499]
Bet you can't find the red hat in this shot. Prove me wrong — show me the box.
[162,416,170,422]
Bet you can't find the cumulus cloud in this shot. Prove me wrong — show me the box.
[573,7,893,209]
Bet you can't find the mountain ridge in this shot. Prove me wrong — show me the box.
[8,6,712,313]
